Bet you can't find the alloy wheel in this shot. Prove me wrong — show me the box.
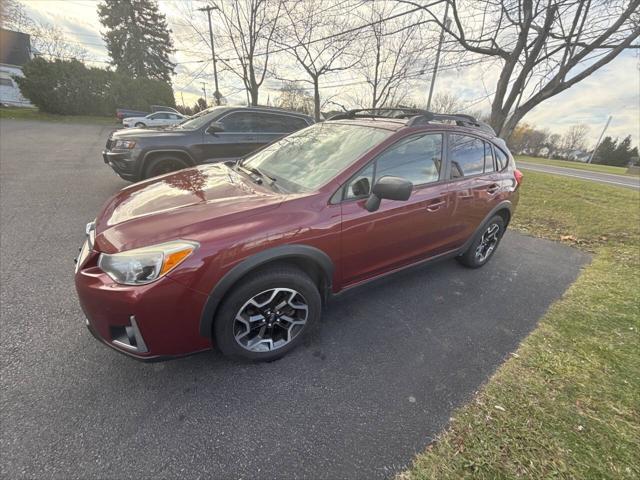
[233,288,309,352]
[475,223,500,262]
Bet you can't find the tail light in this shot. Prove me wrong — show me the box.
[514,169,523,186]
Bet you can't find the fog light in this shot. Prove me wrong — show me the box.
[110,316,148,353]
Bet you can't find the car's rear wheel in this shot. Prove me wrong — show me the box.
[143,155,190,179]
[214,266,321,361]
[457,215,506,268]
[135,122,146,127]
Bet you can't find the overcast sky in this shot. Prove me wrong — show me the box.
[21,0,640,146]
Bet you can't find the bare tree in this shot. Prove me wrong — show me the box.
[429,92,464,113]
[354,2,432,109]
[276,0,359,121]
[30,23,89,61]
[561,124,589,153]
[1,0,88,61]
[276,81,314,114]
[210,0,283,106]
[402,0,640,138]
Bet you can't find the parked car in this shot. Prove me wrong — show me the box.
[122,111,186,128]
[115,105,180,120]
[77,108,522,362]
[103,106,315,181]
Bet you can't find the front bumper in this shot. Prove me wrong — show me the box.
[75,248,212,360]
[102,150,138,181]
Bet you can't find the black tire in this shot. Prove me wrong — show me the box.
[214,265,321,361]
[135,122,146,127]
[457,215,506,268]
[143,155,190,179]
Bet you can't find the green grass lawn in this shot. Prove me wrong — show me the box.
[0,107,117,125]
[402,171,640,479]
[516,155,636,176]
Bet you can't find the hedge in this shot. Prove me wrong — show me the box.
[14,58,175,116]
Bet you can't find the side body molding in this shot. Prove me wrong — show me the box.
[199,244,334,337]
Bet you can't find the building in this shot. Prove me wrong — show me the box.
[0,28,33,107]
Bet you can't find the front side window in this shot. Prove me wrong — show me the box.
[450,134,485,178]
[220,112,254,132]
[242,123,390,193]
[342,133,443,200]
[375,133,443,186]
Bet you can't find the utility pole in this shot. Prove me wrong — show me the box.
[588,115,612,164]
[198,5,221,105]
[426,1,450,111]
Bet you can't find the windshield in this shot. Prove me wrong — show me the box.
[173,107,226,130]
[242,123,390,193]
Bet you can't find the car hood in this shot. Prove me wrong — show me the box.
[111,126,187,138]
[94,163,283,253]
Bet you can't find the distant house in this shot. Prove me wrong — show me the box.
[0,28,33,107]
[565,149,591,162]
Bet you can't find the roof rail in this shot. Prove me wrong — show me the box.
[329,108,495,135]
[328,108,430,121]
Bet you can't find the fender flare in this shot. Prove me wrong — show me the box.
[199,244,334,337]
[459,200,513,254]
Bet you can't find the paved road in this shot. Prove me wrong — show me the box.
[1,120,590,479]
[518,161,640,190]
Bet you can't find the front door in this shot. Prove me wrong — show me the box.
[339,132,455,286]
[199,111,261,163]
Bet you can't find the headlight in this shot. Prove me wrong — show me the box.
[114,139,136,149]
[98,240,198,285]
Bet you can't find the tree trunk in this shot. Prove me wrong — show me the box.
[313,76,320,122]
[250,84,259,106]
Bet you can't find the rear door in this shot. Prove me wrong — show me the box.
[339,132,456,285]
[446,133,501,247]
[252,112,310,147]
[200,111,261,162]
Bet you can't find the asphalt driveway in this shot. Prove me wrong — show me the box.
[1,120,590,479]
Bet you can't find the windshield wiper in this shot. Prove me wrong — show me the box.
[235,163,282,192]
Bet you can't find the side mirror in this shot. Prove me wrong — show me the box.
[364,176,413,212]
[206,122,225,134]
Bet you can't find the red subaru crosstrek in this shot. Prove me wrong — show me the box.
[75,109,522,362]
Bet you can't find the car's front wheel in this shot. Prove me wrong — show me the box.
[457,215,506,268]
[214,266,321,361]
[143,155,190,179]
[135,122,146,127]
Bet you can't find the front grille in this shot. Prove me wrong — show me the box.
[106,138,114,150]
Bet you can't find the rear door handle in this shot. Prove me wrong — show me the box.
[486,183,500,194]
[426,198,446,212]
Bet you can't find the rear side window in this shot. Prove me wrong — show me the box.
[253,113,308,133]
[484,142,496,172]
[220,112,254,132]
[449,134,485,178]
[495,147,508,170]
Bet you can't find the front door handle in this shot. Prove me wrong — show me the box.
[426,198,446,212]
